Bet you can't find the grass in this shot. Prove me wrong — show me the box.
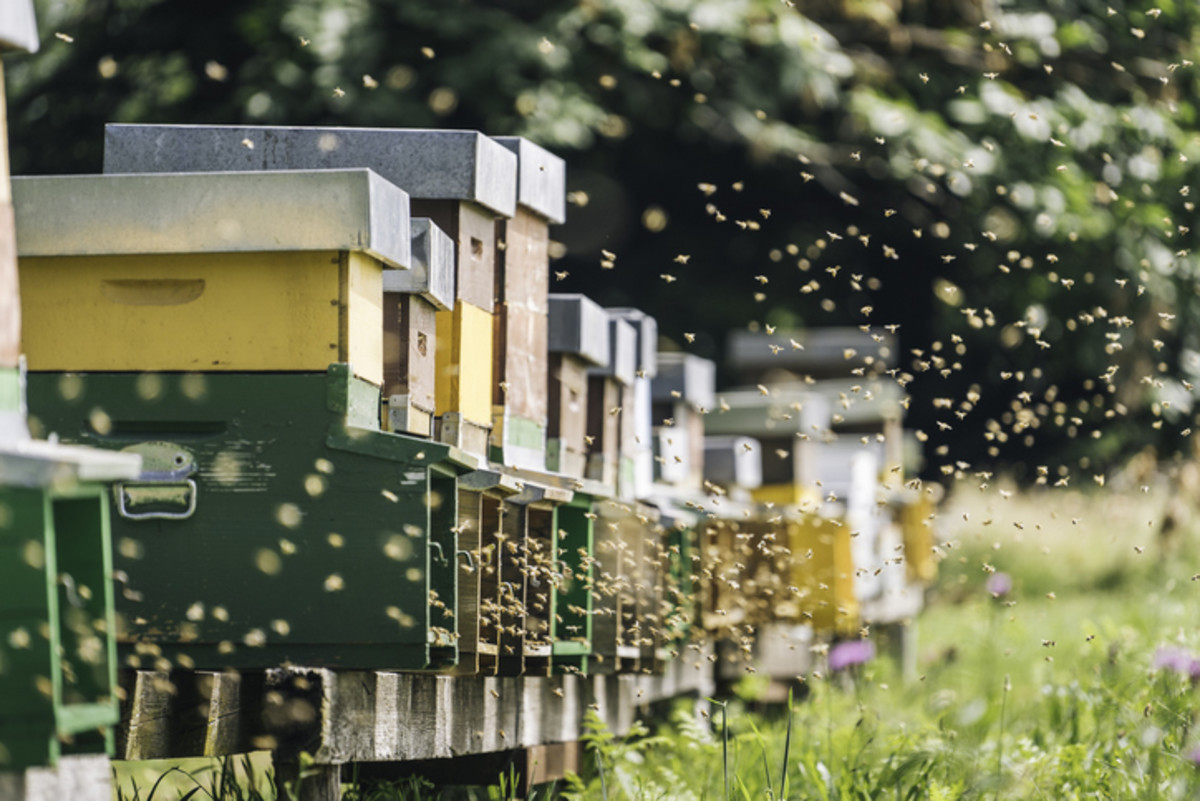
[115,482,1200,799]
[560,482,1200,800]
[113,753,274,800]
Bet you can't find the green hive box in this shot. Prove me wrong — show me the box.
[15,170,476,672]
[0,426,141,770]
[25,366,467,672]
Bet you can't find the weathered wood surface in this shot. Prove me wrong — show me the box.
[115,647,715,766]
[0,755,112,801]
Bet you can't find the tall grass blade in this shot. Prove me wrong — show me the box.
[721,701,730,801]
[781,687,794,799]
[595,749,609,801]
[747,716,773,799]
[143,766,188,801]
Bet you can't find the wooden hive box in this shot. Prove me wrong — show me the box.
[14,171,486,674]
[454,469,522,676]
[549,495,596,674]
[546,294,609,478]
[702,435,763,491]
[490,137,565,472]
[702,384,830,509]
[0,446,140,773]
[606,309,657,501]
[650,353,715,492]
[726,327,897,384]
[13,170,411,383]
[899,490,937,584]
[102,124,518,459]
[383,217,455,437]
[787,515,859,635]
[585,315,636,490]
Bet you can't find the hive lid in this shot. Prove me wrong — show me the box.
[0,1,38,54]
[652,353,716,410]
[606,307,657,377]
[589,316,636,386]
[104,124,517,218]
[492,137,566,224]
[548,294,609,368]
[383,218,455,310]
[0,440,141,488]
[13,169,412,268]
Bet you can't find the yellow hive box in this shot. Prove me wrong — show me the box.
[787,516,859,634]
[13,170,412,386]
[20,251,385,384]
[751,482,821,509]
[435,300,494,426]
[900,493,937,584]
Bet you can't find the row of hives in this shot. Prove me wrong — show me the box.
[1,124,937,775]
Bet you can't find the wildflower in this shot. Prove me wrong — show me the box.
[986,572,1013,598]
[829,640,875,671]
[1188,746,1200,767]
[1153,646,1200,679]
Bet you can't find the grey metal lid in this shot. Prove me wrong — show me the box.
[606,307,657,377]
[492,137,566,224]
[383,218,455,310]
[589,316,636,386]
[727,327,897,373]
[548,293,609,367]
[652,353,715,410]
[104,124,518,218]
[0,1,38,54]
[13,169,413,268]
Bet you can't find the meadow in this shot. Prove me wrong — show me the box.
[112,476,1200,800]
[558,479,1200,800]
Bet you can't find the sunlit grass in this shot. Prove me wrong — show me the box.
[563,483,1200,800]
[112,753,274,800]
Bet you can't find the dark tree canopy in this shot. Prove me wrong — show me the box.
[9,0,1200,482]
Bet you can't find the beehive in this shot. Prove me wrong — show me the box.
[900,490,937,584]
[384,218,455,437]
[14,170,486,672]
[703,436,763,491]
[547,294,609,478]
[13,170,411,383]
[102,124,518,459]
[586,315,636,489]
[490,137,565,471]
[549,496,595,673]
[702,384,829,508]
[787,516,859,634]
[607,309,657,500]
[0,444,140,771]
[651,353,715,491]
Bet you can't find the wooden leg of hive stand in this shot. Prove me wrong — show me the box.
[274,760,341,801]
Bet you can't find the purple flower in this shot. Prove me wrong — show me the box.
[1154,646,1200,678]
[1188,746,1200,767]
[986,572,1013,598]
[829,640,875,671]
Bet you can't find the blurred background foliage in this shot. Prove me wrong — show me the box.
[8,0,1200,482]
